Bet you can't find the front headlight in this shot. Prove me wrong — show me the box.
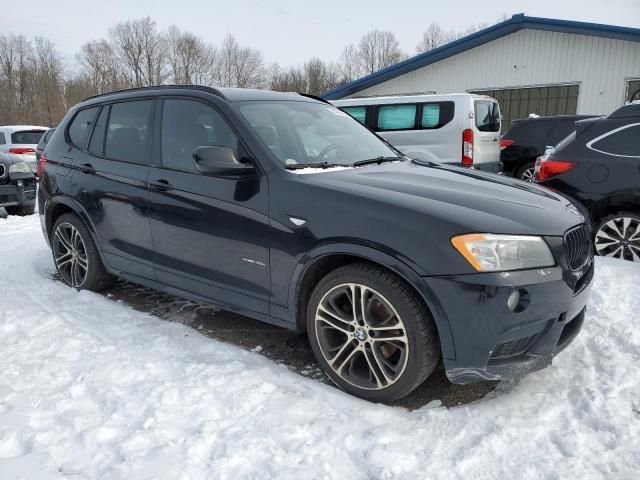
[451,234,555,272]
[9,162,32,174]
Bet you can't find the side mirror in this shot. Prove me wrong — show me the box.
[193,146,255,176]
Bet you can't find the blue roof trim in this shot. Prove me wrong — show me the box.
[322,14,640,100]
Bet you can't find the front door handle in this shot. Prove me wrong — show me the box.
[79,163,95,174]
[148,179,173,191]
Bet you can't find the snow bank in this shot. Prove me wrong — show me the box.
[1,214,639,479]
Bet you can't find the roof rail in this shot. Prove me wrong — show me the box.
[82,84,226,102]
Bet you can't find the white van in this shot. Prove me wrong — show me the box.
[331,94,502,172]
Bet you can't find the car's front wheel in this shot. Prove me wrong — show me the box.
[307,263,440,402]
[52,213,114,290]
[594,212,640,262]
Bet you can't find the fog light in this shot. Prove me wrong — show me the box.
[17,180,23,187]
[507,290,520,311]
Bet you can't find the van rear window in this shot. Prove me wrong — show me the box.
[11,130,46,144]
[474,100,500,132]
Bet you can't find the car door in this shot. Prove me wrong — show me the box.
[473,99,501,165]
[70,100,155,279]
[148,97,271,315]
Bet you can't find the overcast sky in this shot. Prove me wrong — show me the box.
[7,0,640,70]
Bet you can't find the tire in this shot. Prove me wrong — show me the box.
[51,213,115,291]
[594,212,640,262]
[307,262,440,402]
[515,161,536,182]
[5,204,35,216]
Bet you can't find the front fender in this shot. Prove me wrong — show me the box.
[287,241,456,360]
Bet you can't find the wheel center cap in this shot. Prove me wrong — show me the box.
[355,329,367,342]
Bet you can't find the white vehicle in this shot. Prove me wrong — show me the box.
[331,94,502,172]
[0,125,50,173]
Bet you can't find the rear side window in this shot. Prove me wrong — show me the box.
[11,130,46,144]
[0,133,5,145]
[378,104,417,130]
[475,100,500,132]
[88,106,110,156]
[105,100,153,164]
[68,107,99,148]
[420,101,454,129]
[161,99,238,172]
[589,124,640,157]
[341,106,367,125]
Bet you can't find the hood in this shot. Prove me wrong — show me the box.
[299,160,586,236]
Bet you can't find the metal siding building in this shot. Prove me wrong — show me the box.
[323,15,640,128]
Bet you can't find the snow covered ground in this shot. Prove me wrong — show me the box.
[1,213,639,480]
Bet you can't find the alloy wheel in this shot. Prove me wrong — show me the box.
[520,167,535,183]
[595,216,640,262]
[53,222,89,287]
[314,283,409,391]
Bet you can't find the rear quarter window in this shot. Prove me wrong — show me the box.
[474,100,500,132]
[67,107,100,148]
[588,124,640,157]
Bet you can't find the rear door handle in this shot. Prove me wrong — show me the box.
[79,163,95,174]
[148,179,173,191]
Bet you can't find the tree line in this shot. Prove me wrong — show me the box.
[0,15,508,126]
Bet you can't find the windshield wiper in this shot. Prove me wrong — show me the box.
[285,161,344,170]
[352,156,402,167]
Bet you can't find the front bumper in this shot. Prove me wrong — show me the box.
[0,173,36,208]
[424,256,593,384]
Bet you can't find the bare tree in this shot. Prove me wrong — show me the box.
[357,30,405,75]
[33,37,65,125]
[338,44,363,83]
[416,23,456,53]
[78,39,128,95]
[110,17,167,87]
[167,25,217,85]
[217,35,264,88]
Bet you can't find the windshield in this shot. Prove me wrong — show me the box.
[11,130,46,145]
[238,101,399,167]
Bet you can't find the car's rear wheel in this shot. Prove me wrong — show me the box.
[307,262,440,402]
[516,161,536,182]
[52,213,114,290]
[594,212,640,262]
[5,204,35,216]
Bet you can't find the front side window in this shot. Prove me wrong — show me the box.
[239,101,399,167]
[377,104,417,130]
[68,107,99,147]
[105,100,152,164]
[341,106,367,125]
[161,99,238,172]
[475,100,501,132]
[589,124,640,157]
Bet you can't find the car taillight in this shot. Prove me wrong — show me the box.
[534,159,577,181]
[37,153,48,178]
[9,147,35,154]
[500,139,514,150]
[462,128,473,166]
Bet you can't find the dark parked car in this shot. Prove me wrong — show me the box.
[501,115,599,182]
[39,86,593,402]
[0,152,37,216]
[535,103,640,262]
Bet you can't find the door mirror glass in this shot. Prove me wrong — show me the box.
[193,146,254,176]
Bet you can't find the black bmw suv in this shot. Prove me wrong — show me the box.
[536,103,640,263]
[39,86,593,402]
